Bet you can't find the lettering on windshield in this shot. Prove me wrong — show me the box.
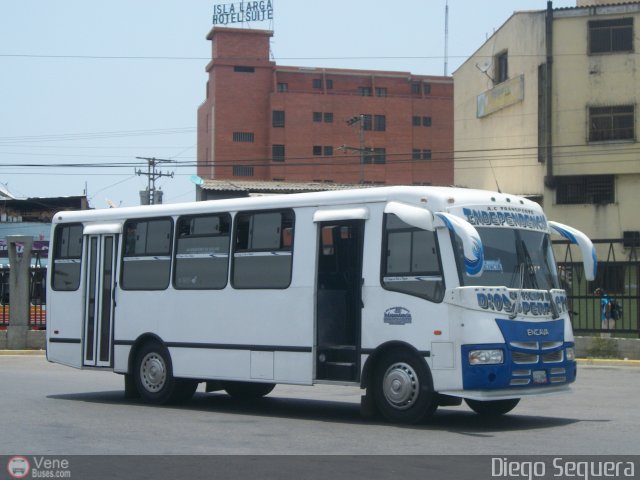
[460,207,548,232]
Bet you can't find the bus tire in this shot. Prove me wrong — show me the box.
[224,382,275,399]
[465,398,520,416]
[372,349,437,424]
[134,341,197,405]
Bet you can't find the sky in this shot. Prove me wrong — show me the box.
[0,0,576,209]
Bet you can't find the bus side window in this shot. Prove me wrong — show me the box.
[52,223,83,291]
[174,213,231,290]
[233,209,294,289]
[381,213,445,302]
[121,218,173,290]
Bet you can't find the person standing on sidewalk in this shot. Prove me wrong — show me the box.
[595,288,613,332]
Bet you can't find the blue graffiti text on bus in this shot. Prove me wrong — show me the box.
[476,292,568,316]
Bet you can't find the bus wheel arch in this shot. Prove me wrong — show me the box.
[362,342,437,423]
[129,335,198,405]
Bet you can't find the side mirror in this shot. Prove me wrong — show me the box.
[548,221,597,281]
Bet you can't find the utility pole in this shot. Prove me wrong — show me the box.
[135,157,175,205]
[344,114,367,184]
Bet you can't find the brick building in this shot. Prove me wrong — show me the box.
[196,27,453,198]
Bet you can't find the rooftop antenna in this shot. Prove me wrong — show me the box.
[444,0,449,76]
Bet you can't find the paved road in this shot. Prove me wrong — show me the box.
[1,355,639,455]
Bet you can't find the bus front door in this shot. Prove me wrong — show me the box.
[83,234,118,368]
[316,220,364,382]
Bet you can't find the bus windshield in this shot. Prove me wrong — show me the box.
[454,228,560,290]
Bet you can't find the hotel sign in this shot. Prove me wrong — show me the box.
[477,74,524,118]
[213,1,274,25]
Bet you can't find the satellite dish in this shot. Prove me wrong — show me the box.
[190,175,205,186]
[475,61,492,73]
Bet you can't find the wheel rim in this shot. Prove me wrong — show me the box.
[382,362,419,410]
[140,352,167,393]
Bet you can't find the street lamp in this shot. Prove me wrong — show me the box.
[345,114,366,184]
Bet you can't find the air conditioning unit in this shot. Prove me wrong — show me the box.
[623,231,640,248]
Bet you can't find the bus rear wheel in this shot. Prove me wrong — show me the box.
[224,381,275,399]
[372,349,437,424]
[465,398,520,416]
[134,341,198,405]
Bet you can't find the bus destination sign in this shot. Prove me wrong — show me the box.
[213,1,274,25]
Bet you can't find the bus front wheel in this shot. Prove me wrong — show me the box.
[134,341,198,405]
[372,349,437,424]
[465,398,520,416]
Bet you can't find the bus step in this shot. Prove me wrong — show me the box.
[323,345,356,363]
[325,361,357,381]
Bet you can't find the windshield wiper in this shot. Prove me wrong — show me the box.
[509,263,525,319]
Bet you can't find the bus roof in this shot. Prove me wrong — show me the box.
[52,186,544,224]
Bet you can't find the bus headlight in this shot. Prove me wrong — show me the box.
[565,347,575,361]
[468,349,503,365]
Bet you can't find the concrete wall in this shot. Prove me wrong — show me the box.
[0,330,45,351]
[575,335,640,359]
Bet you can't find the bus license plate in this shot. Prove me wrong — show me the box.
[533,370,547,384]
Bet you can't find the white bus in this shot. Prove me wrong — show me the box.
[46,186,596,423]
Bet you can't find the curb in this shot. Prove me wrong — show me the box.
[0,350,45,356]
[577,358,640,367]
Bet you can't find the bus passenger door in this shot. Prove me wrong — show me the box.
[83,234,118,368]
[315,220,364,382]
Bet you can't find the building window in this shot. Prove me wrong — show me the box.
[423,83,431,95]
[358,87,372,97]
[122,218,173,290]
[326,79,334,89]
[174,214,231,290]
[323,146,333,156]
[364,147,386,164]
[422,116,432,127]
[382,213,444,302]
[323,112,333,123]
[411,82,421,95]
[313,111,322,122]
[556,175,614,205]
[589,105,634,142]
[233,210,295,289]
[272,144,285,162]
[313,78,323,89]
[233,166,254,177]
[412,149,431,160]
[374,115,386,132]
[277,82,288,93]
[272,110,285,128]
[495,51,508,84]
[589,18,633,54]
[232,132,255,143]
[313,145,322,156]
[234,66,255,73]
[51,224,83,291]
[412,116,421,127]
[362,114,373,131]
[376,87,387,97]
